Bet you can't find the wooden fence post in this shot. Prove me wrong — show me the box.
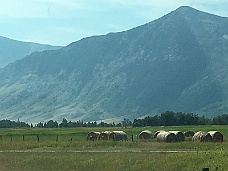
[23,135,25,141]
[37,135,40,143]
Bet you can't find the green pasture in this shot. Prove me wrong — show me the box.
[0,125,227,171]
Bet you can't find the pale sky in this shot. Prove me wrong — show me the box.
[0,0,227,46]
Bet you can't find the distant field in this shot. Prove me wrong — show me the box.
[0,126,227,171]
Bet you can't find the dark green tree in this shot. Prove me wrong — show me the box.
[59,118,69,127]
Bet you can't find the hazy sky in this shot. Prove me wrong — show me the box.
[0,0,227,46]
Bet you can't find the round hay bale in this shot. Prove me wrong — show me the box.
[98,131,111,140]
[169,131,185,142]
[203,133,213,142]
[109,131,128,141]
[156,131,177,143]
[86,131,100,141]
[138,130,153,141]
[153,130,165,138]
[184,131,195,137]
[192,132,203,142]
[192,131,212,142]
[208,131,223,142]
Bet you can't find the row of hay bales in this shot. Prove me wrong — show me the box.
[192,131,223,142]
[87,130,223,142]
[138,130,223,143]
[87,131,128,141]
[139,130,185,142]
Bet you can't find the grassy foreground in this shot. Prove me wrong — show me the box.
[0,125,227,171]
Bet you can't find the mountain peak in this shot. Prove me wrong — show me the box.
[172,6,224,19]
[173,6,200,15]
[177,6,195,11]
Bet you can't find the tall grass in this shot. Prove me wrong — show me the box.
[0,149,227,171]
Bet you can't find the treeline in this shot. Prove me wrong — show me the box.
[1,111,228,128]
[0,119,30,128]
[132,111,228,127]
[0,118,123,128]
[36,118,124,128]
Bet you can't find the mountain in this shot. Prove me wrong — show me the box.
[0,36,62,68]
[0,6,228,123]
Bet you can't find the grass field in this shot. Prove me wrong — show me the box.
[0,125,227,171]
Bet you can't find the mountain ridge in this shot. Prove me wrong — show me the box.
[0,6,228,123]
[0,36,62,68]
